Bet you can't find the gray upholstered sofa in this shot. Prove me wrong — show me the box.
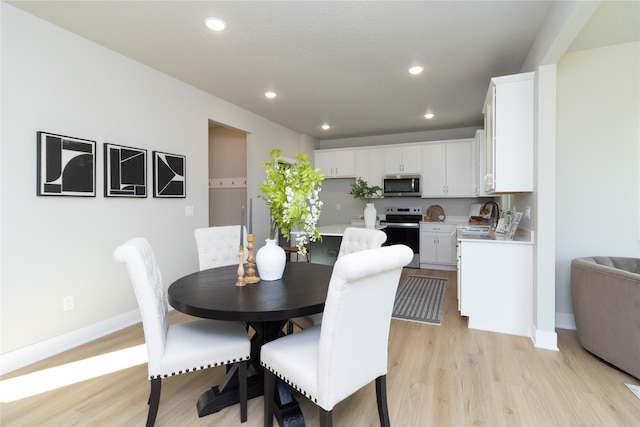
[571,257,640,380]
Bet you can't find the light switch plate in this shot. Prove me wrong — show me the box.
[63,296,74,312]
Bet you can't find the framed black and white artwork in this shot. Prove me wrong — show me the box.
[153,151,186,198]
[37,131,96,197]
[104,143,147,197]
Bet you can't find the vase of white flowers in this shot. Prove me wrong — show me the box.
[257,148,324,280]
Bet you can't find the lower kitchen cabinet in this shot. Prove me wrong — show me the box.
[457,238,533,336]
[420,222,457,270]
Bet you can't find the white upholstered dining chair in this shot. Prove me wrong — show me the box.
[288,227,387,332]
[194,225,248,271]
[114,237,250,427]
[336,226,387,258]
[261,244,412,427]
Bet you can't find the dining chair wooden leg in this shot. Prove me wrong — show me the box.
[319,408,333,427]
[239,361,248,422]
[146,378,161,427]
[264,369,276,427]
[375,375,391,427]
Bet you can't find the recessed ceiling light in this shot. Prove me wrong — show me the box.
[409,66,424,75]
[322,124,330,130]
[204,17,226,32]
[265,92,277,99]
[424,113,435,119]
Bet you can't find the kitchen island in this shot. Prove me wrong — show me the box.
[304,223,385,266]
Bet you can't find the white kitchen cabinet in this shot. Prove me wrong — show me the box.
[483,72,534,193]
[421,144,446,196]
[314,149,356,178]
[457,237,533,336]
[383,145,422,175]
[419,222,457,270]
[473,129,491,197]
[421,139,475,197]
[354,148,384,189]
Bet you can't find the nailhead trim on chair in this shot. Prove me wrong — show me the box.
[150,355,250,380]
[261,361,318,404]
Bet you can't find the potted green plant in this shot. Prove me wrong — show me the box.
[257,149,324,279]
[349,178,382,227]
[349,177,382,205]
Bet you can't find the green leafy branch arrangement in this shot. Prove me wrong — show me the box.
[258,148,324,254]
[349,177,382,205]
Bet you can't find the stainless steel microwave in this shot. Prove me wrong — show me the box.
[383,174,421,197]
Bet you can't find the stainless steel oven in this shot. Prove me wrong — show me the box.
[380,206,423,268]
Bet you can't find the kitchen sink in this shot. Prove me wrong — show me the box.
[459,225,492,237]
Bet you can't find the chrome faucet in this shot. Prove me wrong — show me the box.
[482,201,500,229]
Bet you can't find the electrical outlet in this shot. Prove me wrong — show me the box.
[63,296,74,312]
[336,203,341,210]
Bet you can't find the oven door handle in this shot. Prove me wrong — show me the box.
[380,222,420,229]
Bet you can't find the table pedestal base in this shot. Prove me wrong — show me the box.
[273,380,305,427]
[196,375,303,427]
[196,374,262,417]
[195,320,305,427]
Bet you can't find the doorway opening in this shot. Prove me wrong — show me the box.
[208,121,247,227]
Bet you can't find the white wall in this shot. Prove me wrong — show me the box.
[555,41,640,326]
[0,4,314,372]
[529,64,557,348]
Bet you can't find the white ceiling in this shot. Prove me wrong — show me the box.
[6,1,639,140]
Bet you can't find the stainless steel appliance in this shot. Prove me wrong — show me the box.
[380,206,423,268]
[383,174,421,197]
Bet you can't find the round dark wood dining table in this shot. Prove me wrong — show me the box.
[168,262,333,427]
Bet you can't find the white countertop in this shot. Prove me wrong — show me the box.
[419,215,470,227]
[313,223,386,237]
[457,228,534,244]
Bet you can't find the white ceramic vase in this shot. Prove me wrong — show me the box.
[364,203,377,228]
[255,238,286,281]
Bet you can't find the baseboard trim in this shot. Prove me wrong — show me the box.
[0,309,141,375]
[532,327,559,351]
[555,312,576,330]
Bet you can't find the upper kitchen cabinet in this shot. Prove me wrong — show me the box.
[421,139,475,197]
[483,72,534,193]
[314,149,356,178]
[474,129,491,197]
[354,148,384,189]
[383,145,422,175]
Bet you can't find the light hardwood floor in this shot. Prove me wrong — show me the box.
[2,268,639,426]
